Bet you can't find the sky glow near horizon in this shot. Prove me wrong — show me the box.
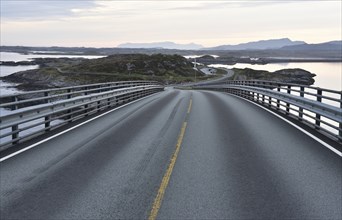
[0,0,341,47]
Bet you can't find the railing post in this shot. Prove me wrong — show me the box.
[268,96,272,107]
[256,93,259,102]
[315,89,322,129]
[286,86,291,115]
[11,96,19,144]
[67,89,72,121]
[97,100,101,112]
[339,93,342,141]
[67,89,72,99]
[261,83,265,103]
[277,84,280,110]
[44,91,51,131]
[298,87,304,121]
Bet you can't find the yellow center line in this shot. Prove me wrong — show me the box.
[148,98,192,220]
[187,98,192,114]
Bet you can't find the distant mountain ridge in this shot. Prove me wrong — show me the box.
[117,41,203,50]
[205,38,305,50]
[2,39,340,55]
[280,41,342,51]
[328,40,342,45]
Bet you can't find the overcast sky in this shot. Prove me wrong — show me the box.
[1,0,341,47]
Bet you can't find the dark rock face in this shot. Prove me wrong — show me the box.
[3,68,75,90]
[273,68,316,85]
[233,68,316,85]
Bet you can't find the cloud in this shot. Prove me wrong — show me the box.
[0,0,308,21]
[0,0,97,20]
[1,0,340,47]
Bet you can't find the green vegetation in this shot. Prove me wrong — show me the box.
[3,54,223,89]
[63,54,200,82]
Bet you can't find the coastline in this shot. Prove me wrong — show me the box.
[194,57,342,65]
[0,52,340,93]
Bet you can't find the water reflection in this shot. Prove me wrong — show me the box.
[0,65,39,77]
[0,52,104,62]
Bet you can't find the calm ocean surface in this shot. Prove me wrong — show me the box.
[0,52,104,62]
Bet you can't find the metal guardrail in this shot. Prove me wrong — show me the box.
[192,80,342,142]
[0,81,164,149]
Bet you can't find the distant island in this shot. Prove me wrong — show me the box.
[118,41,203,50]
[231,68,315,85]
[1,38,337,90]
[1,54,209,90]
[204,38,305,50]
[1,54,316,91]
[1,39,341,62]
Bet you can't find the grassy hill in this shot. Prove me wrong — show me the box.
[2,54,212,90]
[66,54,196,78]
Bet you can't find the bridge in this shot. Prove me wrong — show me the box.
[0,80,341,219]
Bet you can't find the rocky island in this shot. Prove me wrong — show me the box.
[2,54,212,90]
[231,68,316,85]
[1,54,316,90]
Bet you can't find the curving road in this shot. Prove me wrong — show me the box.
[1,88,341,219]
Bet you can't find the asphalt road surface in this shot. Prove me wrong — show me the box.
[1,88,341,219]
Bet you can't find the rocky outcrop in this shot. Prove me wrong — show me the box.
[68,54,196,77]
[2,68,77,90]
[1,54,205,90]
[273,69,315,84]
[232,68,315,85]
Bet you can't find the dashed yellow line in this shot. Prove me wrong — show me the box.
[148,98,192,220]
[187,99,192,114]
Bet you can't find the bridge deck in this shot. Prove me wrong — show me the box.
[0,89,341,219]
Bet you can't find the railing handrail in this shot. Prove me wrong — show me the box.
[0,84,148,108]
[0,81,164,149]
[0,85,160,130]
[227,85,341,121]
[0,80,162,99]
[0,81,163,111]
[191,80,342,142]
[196,80,342,94]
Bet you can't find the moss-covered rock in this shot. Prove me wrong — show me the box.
[66,54,197,77]
[232,68,315,85]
